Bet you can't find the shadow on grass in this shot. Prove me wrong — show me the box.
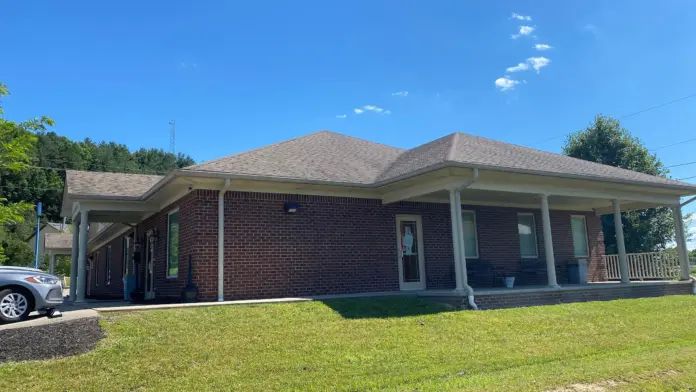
[320,296,453,319]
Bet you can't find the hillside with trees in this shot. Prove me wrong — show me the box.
[0,82,195,268]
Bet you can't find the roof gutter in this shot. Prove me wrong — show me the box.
[681,196,696,207]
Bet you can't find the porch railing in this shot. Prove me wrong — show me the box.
[603,252,681,280]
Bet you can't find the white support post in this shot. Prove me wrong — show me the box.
[454,190,472,293]
[540,194,559,288]
[613,200,630,284]
[49,252,56,275]
[218,190,225,302]
[76,210,89,302]
[672,205,691,280]
[449,190,464,291]
[218,179,231,302]
[69,220,79,301]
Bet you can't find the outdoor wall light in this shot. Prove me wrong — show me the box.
[284,202,301,214]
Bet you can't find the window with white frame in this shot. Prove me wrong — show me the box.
[517,213,539,258]
[461,211,479,259]
[105,245,111,285]
[571,215,589,257]
[167,209,180,278]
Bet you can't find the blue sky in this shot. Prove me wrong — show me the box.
[3,1,696,246]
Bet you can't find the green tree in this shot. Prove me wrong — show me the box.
[0,83,54,263]
[563,115,686,254]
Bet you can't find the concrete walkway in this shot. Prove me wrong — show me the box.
[0,309,98,331]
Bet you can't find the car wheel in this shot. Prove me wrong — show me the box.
[0,288,32,323]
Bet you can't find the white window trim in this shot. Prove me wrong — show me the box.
[105,245,111,286]
[518,213,539,259]
[122,236,130,276]
[570,215,590,258]
[461,210,479,259]
[166,208,180,279]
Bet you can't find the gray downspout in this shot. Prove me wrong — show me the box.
[458,168,480,310]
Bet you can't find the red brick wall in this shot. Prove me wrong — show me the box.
[87,234,126,298]
[87,192,197,300]
[188,191,606,301]
[86,190,607,302]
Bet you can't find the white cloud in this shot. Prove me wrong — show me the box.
[511,13,532,21]
[392,91,408,97]
[363,105,390,114]
[495,77,520,91]
[534,44,553,51]
[506,62,530,73]
[527,56,551,73]
[354,108,364,114]
[336,114,346,119]
[511,25,535,39]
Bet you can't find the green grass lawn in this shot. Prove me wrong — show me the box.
[3,296,696,391]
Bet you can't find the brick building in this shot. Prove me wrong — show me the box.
[61,131,696,308]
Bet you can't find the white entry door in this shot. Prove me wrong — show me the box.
[396,215,426,290]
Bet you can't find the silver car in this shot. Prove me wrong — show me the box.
[0,266,64,323]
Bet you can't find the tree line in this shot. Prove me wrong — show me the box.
[0,83,195,269]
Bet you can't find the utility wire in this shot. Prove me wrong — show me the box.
[678,175,696,181]
[650,138,696,152]
[665,160,696,169]
[535,91,696,144]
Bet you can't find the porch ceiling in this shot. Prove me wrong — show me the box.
[423,188,607,211]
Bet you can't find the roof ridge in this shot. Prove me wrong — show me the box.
[186,130,405,171]
[445,132,459,162]
[455,132,673,181]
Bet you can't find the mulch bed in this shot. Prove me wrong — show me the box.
[0,318,104,363]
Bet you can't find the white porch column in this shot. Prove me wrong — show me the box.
[454,190,472,293]
[49,252,56,275]
[540,194,559,288]
[69,220,79,301]
[75,210,89,302]
[449,190,464,291]
[613,200,630,284]
[672,205,691,280]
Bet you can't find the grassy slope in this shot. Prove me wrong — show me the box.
[2,296,696,391]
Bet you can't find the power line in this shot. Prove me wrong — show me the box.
[678,175,696,181]
[535,91,696,145]
[650,138,696,152]
[665,160,696,169]
[619,92,696,119]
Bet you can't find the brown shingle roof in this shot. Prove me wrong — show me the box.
[184,131,405,184]
[66,170,164,198]
[64,131,696,199]
[44,233,72,250]
[445,133,689,187]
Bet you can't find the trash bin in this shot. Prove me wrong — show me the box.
[123,274,136,301]
[568,258,588,284]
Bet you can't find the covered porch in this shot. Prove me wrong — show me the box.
[379,167,694,299]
